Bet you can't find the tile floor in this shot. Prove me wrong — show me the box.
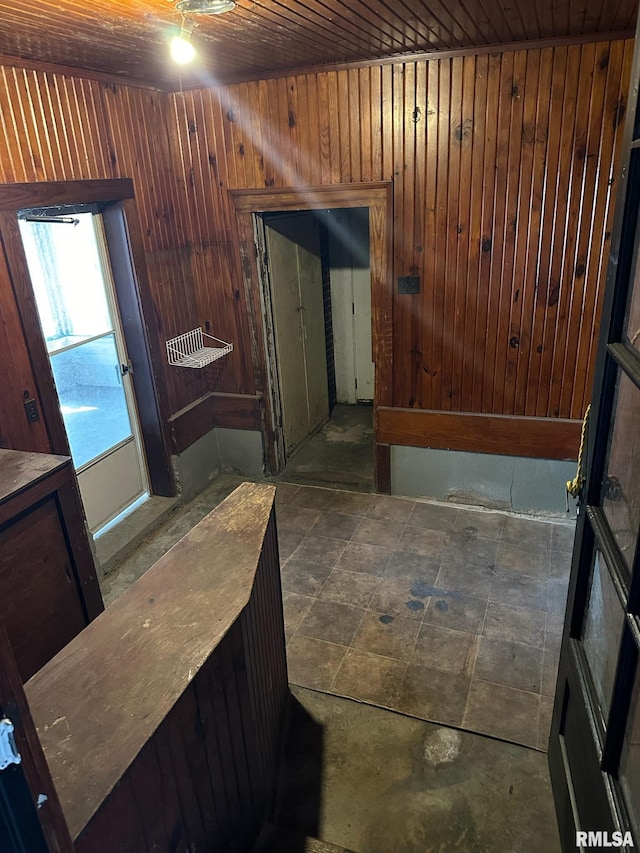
[277,483,574,751]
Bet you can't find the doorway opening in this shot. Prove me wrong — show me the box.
[257,207,375,491]
[18,210,149,534]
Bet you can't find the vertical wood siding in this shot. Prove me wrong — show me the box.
[0,39,633,444]
[176,40,629,421]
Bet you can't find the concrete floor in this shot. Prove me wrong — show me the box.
[98,403,568,852]
[272,686,561,853]
[277,483,571,751]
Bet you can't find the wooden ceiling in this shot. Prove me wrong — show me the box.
[0,0,636,90]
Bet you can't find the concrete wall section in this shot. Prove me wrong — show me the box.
[173,428,264,499]
[391,445,577,517]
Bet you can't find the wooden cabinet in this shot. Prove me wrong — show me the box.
[0,449,104,681]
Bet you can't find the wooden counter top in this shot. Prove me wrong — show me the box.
[25,481,277,840]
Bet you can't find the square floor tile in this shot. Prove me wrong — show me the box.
[464,680,539,748]
[297,599,366,645]
[443,533,499,571]
[352,611,420,661]
[275,483,299,508]
[327,491,374,516]
[319,570,380,608]
[369,577,428,621]
[545,611,564,651]
[336,542,394,576]
[398,526,450,558]
[437,560,494,599]
[482,602,546,648]
[454,508,506,539]
[291,486,336,510]
[490,570,548,610]
[502,516,553,551]
[282,591,315,637]
[366,495,415,523]
[280,559,334,597]
[538,695,554,751]
[550,550,572,580]
[542,649,559,697]
[412,623,478,675]
[383,550,441,584]
[332,649,406,707]
[278,531,305,561]
[352,518,406,548]
[394,665,471,726]
[277,505,322,535]
[551,524,576,554]
[290,535,348,569]
[474,636,543,693]
[408,502,459,532]
[496,542,550,576]
[547,577,569,615]
[286,635,348,691]
[423,594,488,634]
[310,511,362,541]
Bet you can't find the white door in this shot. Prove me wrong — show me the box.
[353,265,375,401]
[19,212,148,534]
[328,208,374,403]
[265,215,329,456]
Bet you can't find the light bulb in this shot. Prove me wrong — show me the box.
[170,34,196,64]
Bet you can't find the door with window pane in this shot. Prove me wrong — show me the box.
[549,23,640,850]
[18,212,148,534]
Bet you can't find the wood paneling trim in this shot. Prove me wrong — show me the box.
[0,53,163,91]
[103,202,174,496]
[0,179,134,210]
[230,182,391,211]
[231,183,392,475]
[0,212,64,454]
[377,407,582,460]
[169,391,263,454]
[375,443,391,493]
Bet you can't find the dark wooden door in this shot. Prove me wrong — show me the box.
[549,20,640,852]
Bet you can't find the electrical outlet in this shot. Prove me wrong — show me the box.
[24,398,39,423]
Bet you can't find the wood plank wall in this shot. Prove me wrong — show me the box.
[0,38,633,460]
[0,66,254,427]
[171,39,631,423]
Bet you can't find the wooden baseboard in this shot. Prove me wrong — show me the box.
[169,392,262,454]
[377,407,581,460]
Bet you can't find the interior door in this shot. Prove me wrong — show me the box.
[265,214,329,457]
[353,265,374,402]
[266,221,310,455]
[548,24,640,851]
[296,217,329,428]
[18,212,148,534]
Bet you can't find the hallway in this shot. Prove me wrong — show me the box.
[274,404,374,492]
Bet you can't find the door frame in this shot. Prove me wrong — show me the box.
[230,182,393,490]
[0,179,174,498]
[548,20,640,849]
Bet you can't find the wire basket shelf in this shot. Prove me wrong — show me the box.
[166,328,233,369]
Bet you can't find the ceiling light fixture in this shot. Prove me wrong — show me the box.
[170,21,196,64]
[176,0,236,14]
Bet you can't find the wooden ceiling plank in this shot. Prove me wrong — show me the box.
[458,0,504,43]
[0,0,636,89]
[236,2,364,61]
[413,0,473,46]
